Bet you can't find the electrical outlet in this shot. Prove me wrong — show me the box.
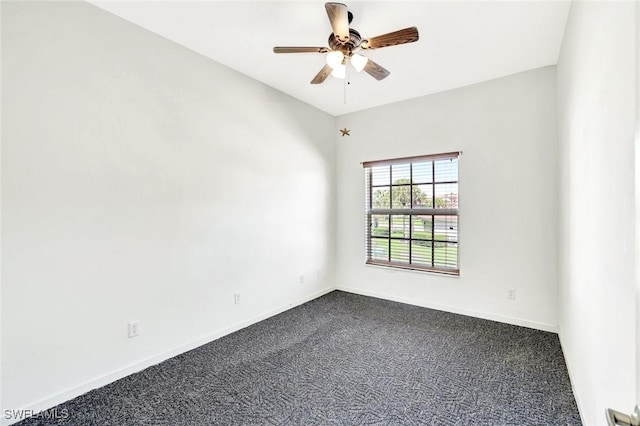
[128,321,140,338]
[299,274,305,284]
[234,293,240,304]
[507,289,516,300]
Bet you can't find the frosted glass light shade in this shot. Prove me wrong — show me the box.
[326,51,344,69]
[351,54,368,72]
[331,64,346,79]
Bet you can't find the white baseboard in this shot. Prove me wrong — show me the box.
[557,326,586,425]
[3,287,334,426]
[336,285,559,333]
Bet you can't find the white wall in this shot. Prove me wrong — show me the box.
[0,0,3,416]
[1,1,335,419]
[637,0,640,405]
[557,2,637,425]
[335,66,559,332]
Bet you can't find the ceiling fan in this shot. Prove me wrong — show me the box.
[273,2,419,84]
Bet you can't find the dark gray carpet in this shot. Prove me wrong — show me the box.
[17,291,581,425]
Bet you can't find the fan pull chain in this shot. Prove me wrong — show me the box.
[344,62,350,104]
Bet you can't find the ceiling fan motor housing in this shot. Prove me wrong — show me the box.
[328,28,361,55]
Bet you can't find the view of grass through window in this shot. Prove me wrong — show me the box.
[364,153,459,274]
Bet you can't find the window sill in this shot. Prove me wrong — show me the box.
[366,260,460,277]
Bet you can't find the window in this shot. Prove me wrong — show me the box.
[363,152,460,275]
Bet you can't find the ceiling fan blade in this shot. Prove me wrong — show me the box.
[363,59,390,81]
[325,3,350,44]
[361,27,419,49]
[273,47,329,54]
[311,64,333,84]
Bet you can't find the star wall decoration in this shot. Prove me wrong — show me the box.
[340,128,351,137]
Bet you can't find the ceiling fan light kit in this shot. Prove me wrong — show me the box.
[331,64,347,79]
[273,2,419,85]
[326,50,344,69]
[350,53,368,73]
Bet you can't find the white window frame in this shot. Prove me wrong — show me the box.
[363,151,460,275]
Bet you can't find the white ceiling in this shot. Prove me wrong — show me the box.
[91,1,571,116]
